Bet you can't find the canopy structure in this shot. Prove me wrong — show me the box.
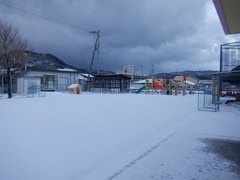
[212,0,240,95]
[213,0,240,34]
[214,42,240,94]
[220,41,240,72]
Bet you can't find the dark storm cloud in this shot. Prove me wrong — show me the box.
[0,0,239,73]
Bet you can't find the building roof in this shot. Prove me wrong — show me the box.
[134,79,154,84]
[79,73,94,80]
[27,68,79,74]
[94,74,132,79]
[213,0,240,34]
[213,71,240,85]
[174,76,198,86]
[68,84,80,88]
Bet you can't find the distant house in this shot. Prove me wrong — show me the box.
[116,65,148,82]
[78,73,94,91]
[17,68,79,94]
[91,74,131,93]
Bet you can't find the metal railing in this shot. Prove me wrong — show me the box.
[27,85,46,98]
[91,88,121,93]
[198,90,220,112]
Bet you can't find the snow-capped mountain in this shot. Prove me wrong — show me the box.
[27,52,77,70]
[26,52,115,74]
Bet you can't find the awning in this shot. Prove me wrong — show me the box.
[213,0,240,34]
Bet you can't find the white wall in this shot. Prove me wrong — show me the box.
[17,77,41,95]
[26,71,79,85]
[17,70,79,93]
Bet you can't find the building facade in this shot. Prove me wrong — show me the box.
[17,69,79,94]
[90,74,131,93]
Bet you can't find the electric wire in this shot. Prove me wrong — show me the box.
[0,0,101,72]
[0,0,89,33]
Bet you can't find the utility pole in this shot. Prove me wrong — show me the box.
[151,64,154,75]
[86,30,100,91]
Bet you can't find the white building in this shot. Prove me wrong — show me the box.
[17,68,79,95]
[116,65,147,76]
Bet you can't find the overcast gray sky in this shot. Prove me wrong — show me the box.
[0,0,239,74]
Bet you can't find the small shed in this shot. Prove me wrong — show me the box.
[68,84,81,94]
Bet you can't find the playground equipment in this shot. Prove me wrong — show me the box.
[174,76,187,95]
[145,79,151,94]
[135,76,166,94]
[152,77,163,89]
[135,85,145,94]
[153,76,167,94]
[166,79,173,95]
[135,75,196,96]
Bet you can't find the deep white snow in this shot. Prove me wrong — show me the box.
[0,92,239,180]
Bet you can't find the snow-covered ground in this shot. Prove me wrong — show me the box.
[0,92,240,180]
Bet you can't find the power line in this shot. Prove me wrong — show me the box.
[0,0,89,33]
[0,0,102,77]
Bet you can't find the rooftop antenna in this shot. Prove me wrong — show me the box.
[86,30,100,91]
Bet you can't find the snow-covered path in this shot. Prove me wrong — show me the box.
[0,93,239,180]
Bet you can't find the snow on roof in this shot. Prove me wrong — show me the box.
[134,79,153,84]
[174,76,197,86]
[174,76,184,81]
[68,84,80,88]
[57,68,77,72]
[134,79,162,84]
[81,73,94,78]
[78,74,86,80]
[186,80,196,86]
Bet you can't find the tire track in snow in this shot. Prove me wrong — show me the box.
[105,131,178,180]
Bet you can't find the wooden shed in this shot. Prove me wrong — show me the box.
[68,84,81,94]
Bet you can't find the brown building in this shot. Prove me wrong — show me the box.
[90,74,131,93]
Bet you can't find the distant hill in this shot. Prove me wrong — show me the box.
[27,52,115,75]
[26,52,219,79]
[27,52,77,70]
[155,70,219,80]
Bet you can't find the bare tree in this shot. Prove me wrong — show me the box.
[0,19,31,98]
